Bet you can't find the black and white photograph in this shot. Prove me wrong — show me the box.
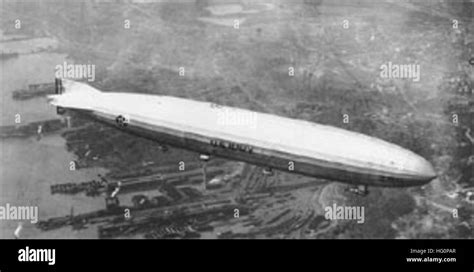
[0,0,472,249]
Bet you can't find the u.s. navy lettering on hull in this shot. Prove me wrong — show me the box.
[210,139,253,153]
[18,246,56,265]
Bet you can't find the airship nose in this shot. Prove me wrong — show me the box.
[415,157,437,181]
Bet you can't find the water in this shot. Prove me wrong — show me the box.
[0,39,107,239]
[1,52,62,126]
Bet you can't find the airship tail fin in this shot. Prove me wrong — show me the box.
[48,78,103,112]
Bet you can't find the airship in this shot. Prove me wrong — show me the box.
[48,79,436,195]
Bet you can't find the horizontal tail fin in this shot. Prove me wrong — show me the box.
[48,78,102,111]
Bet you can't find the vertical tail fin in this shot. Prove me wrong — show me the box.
[55,78,64,94]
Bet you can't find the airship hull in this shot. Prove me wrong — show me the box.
[48,79,436,187]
